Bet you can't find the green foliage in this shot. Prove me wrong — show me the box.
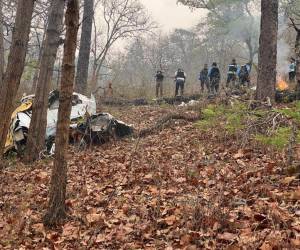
[196,103,245,132]
[195,100,300,151]
[195,105,220,130]
[225,113,244,133]
[275,101,300,122]
[254,127,300,150]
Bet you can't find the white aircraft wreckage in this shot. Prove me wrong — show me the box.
[5,90,133,155]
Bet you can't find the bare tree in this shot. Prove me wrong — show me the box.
[44,0,79,227]
[75,0,94,94]
[25,0,65,163]
[90,0,154,92]
[0,0,35,157]
[256,0,278,101]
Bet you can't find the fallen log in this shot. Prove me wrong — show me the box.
[137,112,201,138]
[101,95,201,106]
[275,90,300,103]
[101,98,148,106]
[160,95,201,105]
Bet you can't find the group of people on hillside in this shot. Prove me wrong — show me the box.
[154,59,252,98]
[199,59,252,94]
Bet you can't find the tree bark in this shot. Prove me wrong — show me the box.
[75,0,94,95]
[31,35,46,93]
[256,0,278,101]
[294,29,300,92]
[0,0,35,157]
[25,0,65,163]
[0,0,5,85]
[43,0,79,227]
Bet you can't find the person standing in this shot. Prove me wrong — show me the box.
[199,64,209,92]
[238,62,251,87]
[289,58,296,82]
[107,81,113,97]
[208,62,221,94]
[226,58,238,88]
[174,68,186,96]
[155,70,164,98]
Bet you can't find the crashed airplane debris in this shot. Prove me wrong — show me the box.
[5,90,133,155]
[76,113,133,148]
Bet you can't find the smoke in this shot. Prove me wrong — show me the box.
[277,39,290,77]
[277,19,292,78]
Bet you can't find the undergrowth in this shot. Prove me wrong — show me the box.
[196,100,300,151]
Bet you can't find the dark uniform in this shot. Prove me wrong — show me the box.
[155,71,164,98]
[208,63,220,94]
[199,65,209,92]
[238,64,251,87]
[175,69,186,96]
[226,60,238,87]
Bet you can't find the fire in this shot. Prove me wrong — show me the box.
[277,76,289,91]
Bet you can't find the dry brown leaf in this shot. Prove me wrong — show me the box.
[217,232,236,242]
[31,223,45,235]
[291,238,300,247]
[281,176,296,185]
[289,188,300,200]
[62,223,79,239]
[180,234,192,246]
[35,171,48,181]
[86,213,104,224]
[260,242,272,250]
[164,215,177,226]
[233,150,244,159]
[149,186,159,195]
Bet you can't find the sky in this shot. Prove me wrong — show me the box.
[140,0,206,32]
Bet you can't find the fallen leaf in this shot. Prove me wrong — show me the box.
[164,215,177,226]
[281,176,296,185]
[62,223,79,239]
[291,238,300,247]
[180,234,191,246]
[260,242,272,250]
[86,213,104,225]
[233,150,244,159]
[290,188,300,200]
[31,223,45,236]
[217,232,236,242]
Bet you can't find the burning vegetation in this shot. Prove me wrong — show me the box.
[277,76,289,91]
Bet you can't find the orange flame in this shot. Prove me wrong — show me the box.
[277,76,289,91]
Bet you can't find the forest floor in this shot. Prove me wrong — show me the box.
[1,100,300,249]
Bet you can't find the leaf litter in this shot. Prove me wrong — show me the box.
[0,105,299,249]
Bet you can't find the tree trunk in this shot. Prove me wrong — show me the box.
[90,64,98,93]
[0,0,35,157]
[24,0,65,163]
[43,0,79,227]
[31,35,46,93]
[295,30,300,92]
[0,0,5,85]
[256,0,278,101]
[75,0,94,95]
